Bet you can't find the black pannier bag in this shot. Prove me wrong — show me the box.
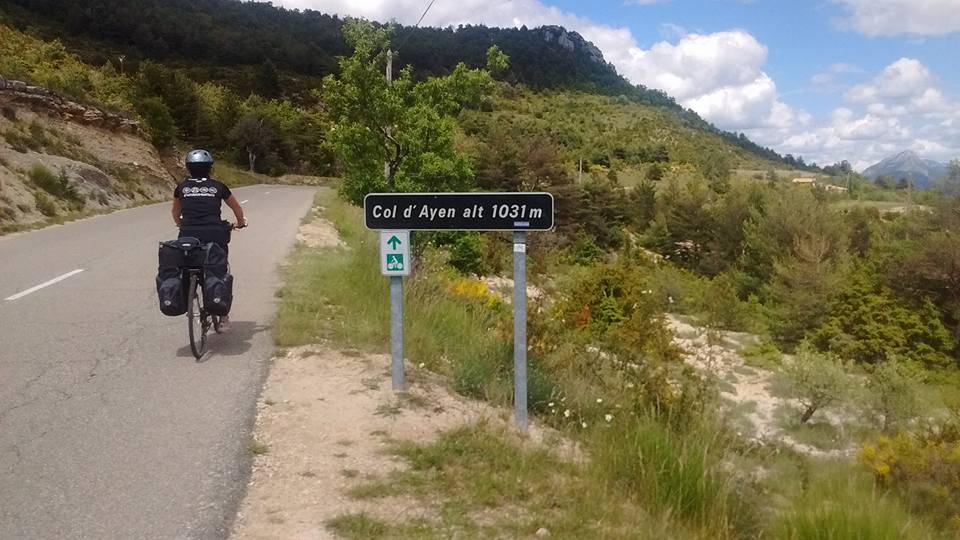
[156,241,188,316]
[200,243,233,316]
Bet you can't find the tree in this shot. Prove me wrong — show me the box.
[866,360,923,432]
[783,348,849,424]
[485,45,509,78]
[322,19,495,203]
[767,233,848,346]
[229,112,278,172]
[135,96,177,147]
[255,59,281,98]
[808,271,954,368]
[937,159,960,196]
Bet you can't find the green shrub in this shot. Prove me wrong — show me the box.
[135,96,178,147]
[565,232,605,265]
[27,122,50,150]
[867,360,924,432]
[782,348,851,424]
[28,164,83,208]
[33,191,57,216]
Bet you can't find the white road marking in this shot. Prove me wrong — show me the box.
[240,200,249,205]
[5,269,85,301]
[264,192,271,195]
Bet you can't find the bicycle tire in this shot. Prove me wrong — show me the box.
[187,273,206,359]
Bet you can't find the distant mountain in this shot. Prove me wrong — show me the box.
[861,151,948,187]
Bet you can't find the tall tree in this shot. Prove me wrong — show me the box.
[321,19,496,203]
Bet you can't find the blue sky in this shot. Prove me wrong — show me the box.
[276,0,960,169]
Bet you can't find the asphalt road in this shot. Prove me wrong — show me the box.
[0,185,319,539]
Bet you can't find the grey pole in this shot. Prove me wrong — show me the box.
[390,275,405,391]
[513,231,528,430]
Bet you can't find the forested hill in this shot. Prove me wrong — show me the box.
[0,0,793,167]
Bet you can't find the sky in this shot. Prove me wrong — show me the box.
[271,0,960,170]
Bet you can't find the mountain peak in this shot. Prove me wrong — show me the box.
[862,150,948,186]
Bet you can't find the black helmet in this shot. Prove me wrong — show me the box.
[185,149,214,178]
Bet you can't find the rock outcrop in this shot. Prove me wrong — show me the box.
[541,26,607,65]
[0,75,142,136]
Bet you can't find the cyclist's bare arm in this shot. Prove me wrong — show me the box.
[172,198,182,227]
[225,195,247,228]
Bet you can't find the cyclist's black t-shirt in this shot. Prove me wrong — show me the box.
[174,177,232,227]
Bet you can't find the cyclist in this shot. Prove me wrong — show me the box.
[172,149,247,331]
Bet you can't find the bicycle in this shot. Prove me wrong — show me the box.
[184,263,222,360]
[176,220,244,360]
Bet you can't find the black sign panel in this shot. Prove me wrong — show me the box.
[364,192,554,231]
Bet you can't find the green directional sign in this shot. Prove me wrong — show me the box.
[380,230,411,276]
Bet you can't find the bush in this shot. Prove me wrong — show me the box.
[135,96,178,147]
[33,191,57,216]
[867,360,924,432]
[28,164,83,208]
[782,348,850,424]
[860,427,960,531]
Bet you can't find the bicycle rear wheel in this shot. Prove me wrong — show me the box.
[187,274,207,359]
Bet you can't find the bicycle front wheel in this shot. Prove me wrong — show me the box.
[187,274,206,359]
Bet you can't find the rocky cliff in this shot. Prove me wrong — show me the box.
[0,75,175,230]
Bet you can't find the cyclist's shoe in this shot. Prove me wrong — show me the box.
[219,315,231,333]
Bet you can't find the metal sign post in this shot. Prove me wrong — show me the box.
[366,193,554,428]
[513,232,528,430]
[380,230,411,391]
[390,276,404,391]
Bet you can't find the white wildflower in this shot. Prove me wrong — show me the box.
[564,409,571,418]
[605,414,614,423]
[581,422,588,428]
[596,398,603,404]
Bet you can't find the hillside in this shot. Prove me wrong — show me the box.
[0,76,174,230]
[0,0,794,169]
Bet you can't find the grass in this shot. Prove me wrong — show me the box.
[273,192,513,405]
[248,440,269,456]
[773,463,940,540]
[326,513,388,539]
[216,163,274,188]
[340,422,683,539]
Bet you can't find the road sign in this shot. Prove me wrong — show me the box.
[364,192,554,231]
[380,230,410,277]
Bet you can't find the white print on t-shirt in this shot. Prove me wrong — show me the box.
[182,186,218,198]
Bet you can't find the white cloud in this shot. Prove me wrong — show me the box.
[775,57,960,168]
[810,62,860,87]
[271,0,804,138]
[846,58,934,102]
[832,0,960,37]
